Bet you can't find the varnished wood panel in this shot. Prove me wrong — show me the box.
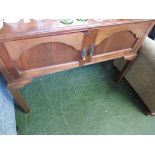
[19,62,79,79]
[0,19,154,113]
[95,22,151,46]
[5,32,84,60]
[87,21,153,64]
[86,49,133,65]
[15,42,81,70]
[95,31,137,54]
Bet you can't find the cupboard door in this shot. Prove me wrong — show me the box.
[4,32,89,76]
[89,22,152,61]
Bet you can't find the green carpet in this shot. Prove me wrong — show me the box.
[15,61,155,135]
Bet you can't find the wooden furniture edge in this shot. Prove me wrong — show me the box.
[116,21,155,83]
[0,20,154,43]
[0,20,154,113]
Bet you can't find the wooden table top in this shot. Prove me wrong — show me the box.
[0,19,151,42]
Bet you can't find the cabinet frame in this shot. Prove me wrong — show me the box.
[0,20,154,113]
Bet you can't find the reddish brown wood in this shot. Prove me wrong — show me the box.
[8,86,31,113]
[116,22,155,83]
[15,42,80,70]
[124,53,137,61]
[93,22,151,57]
[8,78,32,88]
[0,57,13,81]
[87,29,98,61]
[116,58,137,83]
[96,31,137,52]
[79,31,90,65]
[133,22,155,53]
[0,19,154,113]
[4,32,84,61]
[0,19,153,42]
[86,48,133,66]
[0,43,20,79]
[20,62,79,78]
[7,78,32,112]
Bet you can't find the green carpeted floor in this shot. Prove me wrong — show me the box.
[15,61,155,135]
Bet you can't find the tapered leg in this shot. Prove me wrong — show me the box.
[8,85,31,113]
[7,78,32,113]
[116,55,138,83]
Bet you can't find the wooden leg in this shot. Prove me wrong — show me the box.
[116,55,138,83]
[116,60,133,83]
[7,78,32,113]
[8,85,31,113]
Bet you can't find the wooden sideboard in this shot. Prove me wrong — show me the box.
[0,19,154,113]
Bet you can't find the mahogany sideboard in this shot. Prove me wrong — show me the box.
[0,19,154,113]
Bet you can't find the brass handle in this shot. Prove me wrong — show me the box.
[81,48,86,61]
[89,45,94,56]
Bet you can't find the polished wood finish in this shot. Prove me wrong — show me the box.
[0,19,152,42]
[0,43,20,79]
[117,21,155,83]
[0,57,13,81]
[7,78,32,112]
[5,32,84,60]
[0,19,154,113]
[8,83,31,113]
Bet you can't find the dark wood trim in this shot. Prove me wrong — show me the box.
[88,29,98,62]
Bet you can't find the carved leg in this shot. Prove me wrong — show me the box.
[7,78,32,113]
[116,54,138,83]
